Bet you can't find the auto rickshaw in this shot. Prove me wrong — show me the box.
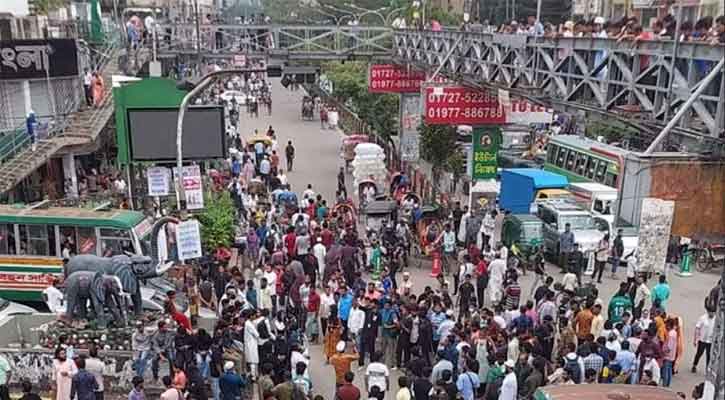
[333,201,357,230]
[357,179,378,208]
[275,190,299,216]
[247,135,272,149]
[415,205,443,256]
[248,178,268,198]
[363,200,398,232]
[502,213,544,260]
[341,135,369,172]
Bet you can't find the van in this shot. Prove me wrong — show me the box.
[536,199,604,258]
[568,182,618,220]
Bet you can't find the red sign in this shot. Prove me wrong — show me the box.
[424,86,505,125]
[368,64,426,93]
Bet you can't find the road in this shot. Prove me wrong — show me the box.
[241,79,715,398]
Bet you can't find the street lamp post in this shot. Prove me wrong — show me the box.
[175,68,267,210]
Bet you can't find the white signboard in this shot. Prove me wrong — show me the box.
[147,167,170,196]
[173,165,205,210]
[176,219,202,260]
[637,198,675,274]
[498,89,554,124]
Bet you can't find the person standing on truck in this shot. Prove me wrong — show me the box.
[559,223,575,272]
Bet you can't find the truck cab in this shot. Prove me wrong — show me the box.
[537,200,604,258]
[568,182,618,220]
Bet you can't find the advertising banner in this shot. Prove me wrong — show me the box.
[424,86,504,125]
[471,127,502,180]
[368,64,426,93]
[176,220,202,260]
[637,198,675,274]
[0,39,79,80]
[173,165,205,210]
[400,93,421,161]
[147,167,170,197]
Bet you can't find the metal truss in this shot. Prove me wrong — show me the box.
[154,24,393,60]
[394,30,725,139]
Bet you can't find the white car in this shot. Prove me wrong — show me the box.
[0,297,36,320]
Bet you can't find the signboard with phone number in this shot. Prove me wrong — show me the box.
[423,86,505,125]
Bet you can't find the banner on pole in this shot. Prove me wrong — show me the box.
[471,127,502,180]
[176,219,202,260]
[147,167,170,197]
[638,198,675,275]
[173,165,205,210]
[400,93,421,161]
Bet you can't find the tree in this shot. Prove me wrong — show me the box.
[419,123,459,198]
[33,0,67,15]
[197,191,236,253]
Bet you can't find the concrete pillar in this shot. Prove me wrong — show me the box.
[62,153,79,198]
[22,80,31,116]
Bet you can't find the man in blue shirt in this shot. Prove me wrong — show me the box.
[456,361,480,400]
[220,361,246,400]
[651,275,671,310]
[614,340,636,374]
[70,357,98,400]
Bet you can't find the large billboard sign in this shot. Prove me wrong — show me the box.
[0,39,79,80]
[423,86,554,125]
[127,106,227,162]
[368,64,427,93]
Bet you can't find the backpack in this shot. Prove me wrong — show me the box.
[564,357,582,384]
[257,319,270,339]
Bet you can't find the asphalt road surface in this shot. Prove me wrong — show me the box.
[239,79,716,399]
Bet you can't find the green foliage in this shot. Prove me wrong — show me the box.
[419,123,459,169]
[197,191,236,252]
[323,61,399,138]
[33,0,67,15]
[428,7,462,26]
[585,119,638,144]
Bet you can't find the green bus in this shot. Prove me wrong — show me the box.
[544,135,629,190]
[0,203,153,301]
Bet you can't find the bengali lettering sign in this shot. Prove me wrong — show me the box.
[173,165,205,210]
[0,39,79,80]
[176,220,202,260]
[147,167,170,197]
[471,127,502,180]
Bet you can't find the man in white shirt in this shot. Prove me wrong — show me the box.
[43,279,65,314]
[692,309,716,373]
[83,69,93,107]
[500,359,517,400]
[348,300,365,349]
[85,347,105,399]
[313,238,327,282]
[302,184,315,202]
[365,351,390,397]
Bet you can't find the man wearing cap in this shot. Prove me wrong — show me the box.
[500,359,517,400]
[220,362,246,400]
[330,341,359,388]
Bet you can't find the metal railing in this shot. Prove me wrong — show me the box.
[394,29,725,140]
[154,24,394,60]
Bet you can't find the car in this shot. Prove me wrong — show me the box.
[536,199,605,258]
[533,384,681,400]
[0,297,36,320]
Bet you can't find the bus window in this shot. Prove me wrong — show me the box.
[604,171,617,187]
[77,227,97,255]
[100,228,133,257]
[556,147,568,167]
[585,156,597,179]
[575,153,587,175]
[24,225,56,256]
[547,144,558,163]
[595,161,607,183]
[565,150,577,171]
[59,226,79,257]
[0,224,14,254]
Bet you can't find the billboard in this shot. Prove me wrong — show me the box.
[424,86,504,125]
[0,39,79,80]
[127,106,226,161]
[368,64,427,93]
[423,86,554,125]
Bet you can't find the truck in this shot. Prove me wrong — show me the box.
[568,182,618,220]
[499,168,570,214]
[468,179,500,213]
